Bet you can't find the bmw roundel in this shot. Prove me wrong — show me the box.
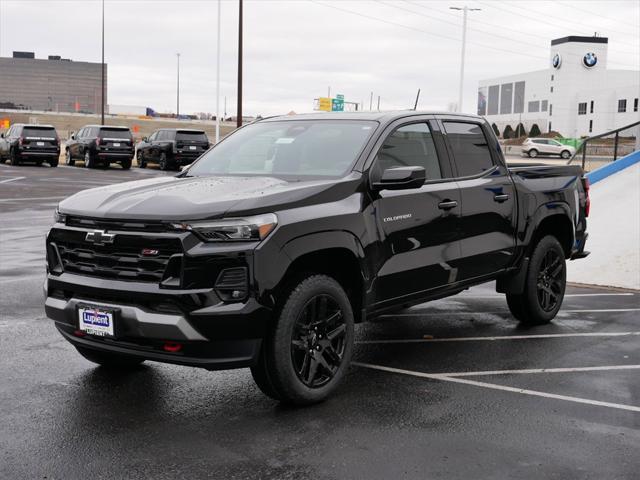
[552,53,562,69]
[583,52,598,68]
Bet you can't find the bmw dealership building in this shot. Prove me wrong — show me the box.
[478,36,640,138]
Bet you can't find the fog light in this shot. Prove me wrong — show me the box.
[163,341,183,353]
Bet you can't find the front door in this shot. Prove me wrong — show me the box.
[441,119,517,280]
[371,120,462,306]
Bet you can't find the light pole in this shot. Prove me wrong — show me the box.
[176,52,180,117]
[450,5,480,113]
[101,0,105,125]
[237,0,243,128]
[215,0,221,142]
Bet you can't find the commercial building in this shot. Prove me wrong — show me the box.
[478,36,640,138]
[0,51,106,113]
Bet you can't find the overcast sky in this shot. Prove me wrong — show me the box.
[0,0,638,116]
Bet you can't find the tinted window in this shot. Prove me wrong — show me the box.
[23,126,57,139]
[189,120,375,178]
[176,130,208,142]
[99,128,132,139]
[443,121,494,177]
[148,132,157,141]
[374,123,441,180]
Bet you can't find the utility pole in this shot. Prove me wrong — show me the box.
[101,0,105,125]
[328,86,331,98]
[450,5,481,113]
[224,96,227,119]
[215,0,221,142]
[237,0,243,128]
[176,53,181,117]
[369,91,373,111]
[377,95,380,111]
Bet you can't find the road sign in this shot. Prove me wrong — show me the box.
[318,97,332,112]
[336,94,344,101]
[332,98,344,112]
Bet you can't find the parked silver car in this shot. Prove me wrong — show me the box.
[522,138,575,159]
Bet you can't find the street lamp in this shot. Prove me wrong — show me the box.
[215,0,221,142]
[450,5,481,113]
[176,52,181,118]
[237,0,243,128]
[101,0,105,124]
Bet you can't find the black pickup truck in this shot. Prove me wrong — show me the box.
[44,112,590,405]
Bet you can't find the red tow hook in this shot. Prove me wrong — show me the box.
[163,342,183,353]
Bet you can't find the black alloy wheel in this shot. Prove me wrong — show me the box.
[291,294,347,388]
[536,249,564,312]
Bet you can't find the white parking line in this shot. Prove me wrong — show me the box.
[356,331,640,344]
[459,293,635,298]
[0,176,25,184]
[437,365,640,377]
[383,308,640,317]
[353,362,640,413]
[0,196,65,203]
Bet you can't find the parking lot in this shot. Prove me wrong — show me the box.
[1,162,639,479]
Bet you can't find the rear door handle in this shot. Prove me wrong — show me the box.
[494,194,510,202]
[438,200,458,210]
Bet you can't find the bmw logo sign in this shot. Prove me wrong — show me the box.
[583,52,598,68]
[552,53,562,69]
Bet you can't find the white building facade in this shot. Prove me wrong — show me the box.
[478,36,640,138]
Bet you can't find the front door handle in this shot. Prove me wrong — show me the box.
[438,200,458,210]
[494,194,510,202]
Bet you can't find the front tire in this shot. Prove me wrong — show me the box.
[561,150,571,159]
[65,149,75,166]
[528,149,538,158]
[75,345,145,369]
[251,274,354,405]
[506,235,566,325]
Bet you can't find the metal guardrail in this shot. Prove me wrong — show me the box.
[569,120,640,172]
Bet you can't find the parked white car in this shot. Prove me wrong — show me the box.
[521,138,575,159]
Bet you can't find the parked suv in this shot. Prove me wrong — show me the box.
[136,128,210,170]
[0,124,60,167]
[45,112,590,405]
[65,125,134,169]
[522,138,575,159]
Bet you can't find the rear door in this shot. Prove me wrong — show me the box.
[440,118,517,280]
[99,127,133,153]
[370,118,462,306]
[22,126,58,154]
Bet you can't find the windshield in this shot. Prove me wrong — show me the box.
[177,130,208,142]
[188,120,376,178]
[99,128,132,139]
[23,127,56,139]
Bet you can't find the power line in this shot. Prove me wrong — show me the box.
[554,0,640,32]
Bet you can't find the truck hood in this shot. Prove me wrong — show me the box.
[57,174,358,221]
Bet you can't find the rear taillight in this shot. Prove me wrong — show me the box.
[582,177,590,217]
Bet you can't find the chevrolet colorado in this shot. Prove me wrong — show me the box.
[44,112,590,405]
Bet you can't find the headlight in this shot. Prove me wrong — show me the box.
[53,208,66,224]
[174,213,278,242]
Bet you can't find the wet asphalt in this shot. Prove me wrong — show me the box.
[1,161,639,479]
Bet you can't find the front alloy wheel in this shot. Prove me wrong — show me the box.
[251,274,354,405]
[291,294,347,388]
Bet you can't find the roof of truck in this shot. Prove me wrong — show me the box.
[261,111,483,123]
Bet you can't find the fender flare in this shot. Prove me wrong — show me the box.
[521,201,574,248]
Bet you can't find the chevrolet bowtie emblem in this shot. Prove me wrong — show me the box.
[85,230,116,245]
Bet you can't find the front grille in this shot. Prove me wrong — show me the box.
[50,229,182,283]
[66,216,168,233]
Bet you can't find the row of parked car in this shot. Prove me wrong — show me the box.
[0,123,212,170]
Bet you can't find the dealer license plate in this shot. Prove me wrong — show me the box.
[113,142,121,147]
[78,306,115,337]
[189,145,196,150]
[37,141,45,146]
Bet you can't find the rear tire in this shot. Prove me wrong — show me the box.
[84,150,94,169]
[75,345,145,369]
[121,158,132,170]
[506,235,566,326]
[251,274,354,405]
[9,148,20,166]
[561,150,571,159]
[528,149,538,158]
[159,152,169,171]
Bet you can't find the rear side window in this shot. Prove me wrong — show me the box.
[443,121,494,177]
[99,128,132,140]
[23,127,57,139]
[375,123,442,181]
[176,130,208,142]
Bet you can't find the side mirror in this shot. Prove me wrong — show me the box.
[0,133,4,138]
[70,134,76,140]
[372,166,426,191]
[142,137,148,142]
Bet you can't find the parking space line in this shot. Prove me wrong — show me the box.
[353,362,640,413]
[356,331,640,344]
[383,308,640,317]
[0,176,25,184]
[459,293,635,298]
[436,365,640,377]
[0,196,66,202]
